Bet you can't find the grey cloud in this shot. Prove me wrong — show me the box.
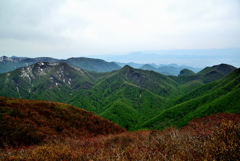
[0,0,239,68]
[0,0,65,40]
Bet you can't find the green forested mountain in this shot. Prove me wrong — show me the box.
[197,63,236,75]
[0,56,120,74]
[0,62,108,102]
[178,69,195,76]
[69,65,179,130]
[169,63,237,94]
[140,68,240,130]
[171,63,236,84]
[0,62,239,131]
[65,57,120,72]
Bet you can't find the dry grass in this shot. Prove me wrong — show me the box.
[0,96,125,148]
[1,113,240,161]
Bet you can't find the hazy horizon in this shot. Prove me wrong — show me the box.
[2,48,240,68]
[1,0,240,68]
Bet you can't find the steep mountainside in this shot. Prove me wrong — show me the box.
[0,62,108,102]
[169,64,237,94]
[69,65,179,130]
[0,63,238,131]
[0,96,125,147]
[140,68,240,130]
[197,63,236,75]
[0,56,120,74]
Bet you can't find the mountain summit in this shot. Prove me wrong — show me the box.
[197,63,236,76]
[0,62,106,102]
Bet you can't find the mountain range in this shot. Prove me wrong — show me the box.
[140,67,240,129]
[115,62,202,76]
[0,56,202,76]
[0,59,238,130]
[0,56,121,74]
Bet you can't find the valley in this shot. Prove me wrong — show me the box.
[0,56,239,160]
[1,0,239,159]
[0,57,238,131]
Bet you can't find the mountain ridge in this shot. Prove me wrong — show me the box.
[0,62,239,130]
[117,62,202,76]
[140,68,240,130]
[0,62,107,102]
[0,56,121,74]
[178,69,195,76]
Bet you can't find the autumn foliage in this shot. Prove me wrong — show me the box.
[0,97,240,160]
[0,96,125,148]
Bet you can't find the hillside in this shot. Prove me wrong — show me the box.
[69,65,179,130]
[178,69,195,76]
[0,56,120,74]
[0,62,109,102]
[1,112,239,160]
[171,64,236,84]
[197,63,236,75]
[169,63,237,94]
[0,96,125,148]
[0,63,238,131]
[140,68,240,130]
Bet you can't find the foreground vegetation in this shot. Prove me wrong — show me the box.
[1,112,239,160]
[0,96,125,148]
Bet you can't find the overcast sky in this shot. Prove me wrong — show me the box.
[0,0,240,67]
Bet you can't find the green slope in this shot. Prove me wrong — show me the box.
[71,82,167,130]
[100,100,139,130]
[169,64,237,94]
[197,63,236,75]
[70,65,179,111]
[140,68,240,130]
[0,62,239,131]
[178,69,195,76]
[69,66,178,130]
[0,62,106,102]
